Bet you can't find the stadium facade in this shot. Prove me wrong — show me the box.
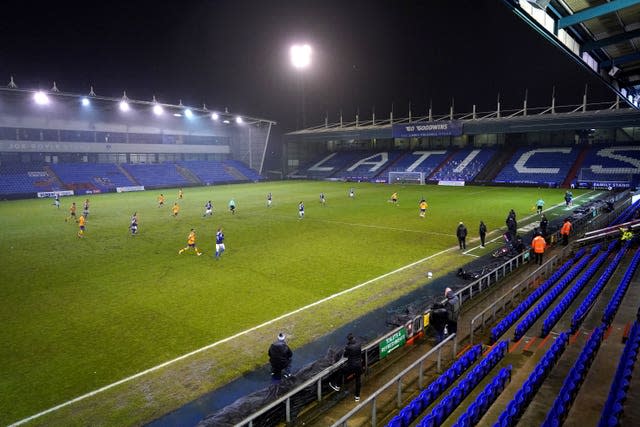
[0,86,275,198]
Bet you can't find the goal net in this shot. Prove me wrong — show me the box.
[388,171,425,185]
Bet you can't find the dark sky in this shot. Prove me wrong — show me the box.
[0,0,614,131]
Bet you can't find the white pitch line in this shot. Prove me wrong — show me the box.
[9,243,461,426]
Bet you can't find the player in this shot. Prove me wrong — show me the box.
[82,199,90,218]
[298,201,305,219]
[390,192,398,205]
[65,202,77,222]
[158,193,165,207]
[215,227,225,259]
[229,198,236,215]
[349,188,355,198]
[203,200,213,217]
[178,188,183,200]
[172,202,180,218]
[178,228,202,256]
[267,192,272,207]
[77,214,86,238]
[419,199,428,218]
[129,212,138,235]
[52,194,60,208]
[320,192,326,206]
[536,198,545,215]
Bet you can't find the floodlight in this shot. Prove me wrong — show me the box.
[223,119,230,124]
[153,104,164,115]
[119,100,130,112]
[81,97,90,107]
[184,108,193,118]
[235,116,244,124]
[173,113,182,117]
[211,112,219,120]
[33,91,50,105]
[290,44,312,69]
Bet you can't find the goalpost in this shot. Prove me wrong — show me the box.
[388,171,425,185]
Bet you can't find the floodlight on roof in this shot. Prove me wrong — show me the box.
[153,104,164,116]
[290,44,312,69]
[184,108,194,118]
[173,113,182,117]
[33,91,50,105]
[235,116,243,124]
[81,97,90,107]
[223,119,230,124]
[119,100,130,112]
[211,112,219,121]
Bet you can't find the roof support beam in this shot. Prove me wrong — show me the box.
[557,0,640,30]
[600,51,640,67]
[581,28,640,52]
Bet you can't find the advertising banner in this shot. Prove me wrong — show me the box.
[392,120,463,138]
[379,327,407,359]
[37,190,74,198]
[116,186,146,193]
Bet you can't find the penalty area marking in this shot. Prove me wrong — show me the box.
[10,243,460,426]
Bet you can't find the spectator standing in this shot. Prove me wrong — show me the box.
[540,214,549,237]
[531,232,546,265]
[268,333,293,380]
[444,287,460,335]
[430,302,448,343]
[456,222,468,250]
[329,333,363,402]
[560,218,572,246]
[479,220,487,247]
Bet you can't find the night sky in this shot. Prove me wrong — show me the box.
[1,0,614,131]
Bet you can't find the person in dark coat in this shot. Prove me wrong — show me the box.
[479,221,487,247]
[456,222,468,250]
[329,333,363,401]
[444,287,460,335]
[430,302,448,342]
[539,214,549,237]
[506,216,517,240]
[268,333,293,380]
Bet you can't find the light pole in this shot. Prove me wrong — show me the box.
[290,43,312,129]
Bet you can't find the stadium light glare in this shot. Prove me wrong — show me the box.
[81,97,90,107]
[119,100,130,112]
[223,119,230,124]
[290,44,312,69]
[153,104,164,116]
[33,91,50,105]
[235,116,243,124]
[173,113,182,117]
[184,108,193,118]
[211,112,219,121]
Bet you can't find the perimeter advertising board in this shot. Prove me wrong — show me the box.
[379,327,407,359]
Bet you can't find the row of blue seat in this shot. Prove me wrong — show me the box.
[489,249,585,344]
[541,243,615,337]
[602,248,640,326]
[542,325,606,426]
[513,247,597,341]
[599,322,640,427]
[386,345,483,427]
[417,341,509,427]
[571,242,631,333]
[611,200,640,225]
[452,366,512,427]
[493,332,569,427]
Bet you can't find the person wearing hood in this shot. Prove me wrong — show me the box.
[268,332,293,380]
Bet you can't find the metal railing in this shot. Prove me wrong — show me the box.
[330,333,457,427]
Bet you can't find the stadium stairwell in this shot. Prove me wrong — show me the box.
[42,165,64,189]
[115,163,140,186]
[562,146,589,187]
[474,145,516,182]
[175,164,202,184]
[224,165,250,181]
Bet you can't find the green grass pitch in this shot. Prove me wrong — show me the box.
[0,181,590,424]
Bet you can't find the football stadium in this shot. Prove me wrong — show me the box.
[2,1,640,427]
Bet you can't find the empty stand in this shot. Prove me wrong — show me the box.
[51,163,135,192]
[494,147,579,186]
[430,148,496,182]
[122,163,190,188]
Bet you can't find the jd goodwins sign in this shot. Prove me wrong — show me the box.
[379,328,407,359]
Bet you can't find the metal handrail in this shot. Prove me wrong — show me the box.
[330,333,457,427]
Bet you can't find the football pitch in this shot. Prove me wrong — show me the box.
[0,181,591,425]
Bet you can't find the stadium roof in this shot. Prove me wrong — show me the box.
[501,0,640,109]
